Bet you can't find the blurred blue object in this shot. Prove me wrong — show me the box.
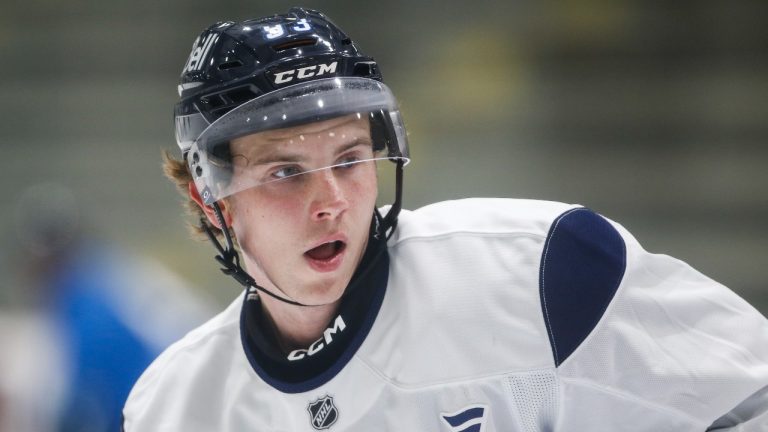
[50,246,162,431]
[7,183,213,432]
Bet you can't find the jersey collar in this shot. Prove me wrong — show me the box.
[239,225,389,393]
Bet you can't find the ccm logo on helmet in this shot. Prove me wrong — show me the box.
[287,315,346,361]
[273,61,338,85]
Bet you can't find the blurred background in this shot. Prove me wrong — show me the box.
[0,0,766,430]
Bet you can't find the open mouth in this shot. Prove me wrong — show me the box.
[304,240,346,262]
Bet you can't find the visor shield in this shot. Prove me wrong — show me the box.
[187,77,410,205]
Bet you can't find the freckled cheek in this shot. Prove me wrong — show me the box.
[235,211,297,263]
[352,186,376,211]
[265,196,310,229]
[229,192,298,245]
[238,187,304,218]
[352,175,379,208]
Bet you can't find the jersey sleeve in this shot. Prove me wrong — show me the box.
[541,208,768,430]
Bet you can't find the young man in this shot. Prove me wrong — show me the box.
[123,8,768,431]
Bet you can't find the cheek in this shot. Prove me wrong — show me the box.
[361,183,379,211]
[232,189,301,222]
[228,192,298,254]
[350,167,379,205]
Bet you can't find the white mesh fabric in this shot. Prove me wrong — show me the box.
[505,370,558,432]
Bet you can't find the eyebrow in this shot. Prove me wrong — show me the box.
[247,137,371,166]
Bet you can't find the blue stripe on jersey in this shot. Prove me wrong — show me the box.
[442,407,485,427]
[539,207,626,366]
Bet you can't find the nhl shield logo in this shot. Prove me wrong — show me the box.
[307,395,338,430]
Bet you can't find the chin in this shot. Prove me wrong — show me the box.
[296,284,345,306]
[294,271,351,305]
[300,249,361,296]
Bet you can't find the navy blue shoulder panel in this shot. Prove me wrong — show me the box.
[539,207,626,366]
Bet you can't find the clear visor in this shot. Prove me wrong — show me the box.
[188,77,410,205]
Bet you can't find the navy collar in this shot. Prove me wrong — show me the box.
[239,229,389,394]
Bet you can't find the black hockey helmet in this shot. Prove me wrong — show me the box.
[175,7,397,154]
[175,7,408,204]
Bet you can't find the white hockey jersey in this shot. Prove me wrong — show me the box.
[123,199,768,431]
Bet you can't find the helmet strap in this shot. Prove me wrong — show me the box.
[201,202,306,307]
[377,160,404,240]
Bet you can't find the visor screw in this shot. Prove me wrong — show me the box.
[192,152,199,163]
[195,166,203,177]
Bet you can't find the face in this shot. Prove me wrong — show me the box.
[225,115,379,306]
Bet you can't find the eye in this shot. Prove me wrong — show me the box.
[335,146,371,169]
[272,165,303,179]
[336,154,361,168]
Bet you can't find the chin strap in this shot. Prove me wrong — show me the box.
[376,159,404,240]
[201,159,405,307]
[201,202,306,307]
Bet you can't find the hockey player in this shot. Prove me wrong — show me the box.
[123,8,768,431]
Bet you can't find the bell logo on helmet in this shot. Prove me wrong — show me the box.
[272,61,338,85]
[182,33,219,74]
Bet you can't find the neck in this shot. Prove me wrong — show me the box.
[258,294,340,353]
[237,229,389,387]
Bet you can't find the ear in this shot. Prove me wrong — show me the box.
[188,182,233,229]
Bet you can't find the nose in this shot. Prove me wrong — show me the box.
[308,169,349,221]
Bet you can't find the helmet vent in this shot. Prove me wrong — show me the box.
[226,86,259,104]
[199,85,260,121]
[272,38,317,52]
[218,60,243,70]
[353,62,378,77]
